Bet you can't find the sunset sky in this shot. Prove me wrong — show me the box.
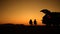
[0,0,60,25]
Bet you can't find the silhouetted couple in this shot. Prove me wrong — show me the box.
[29,19,37,26]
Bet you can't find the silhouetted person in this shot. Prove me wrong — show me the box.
[40,9,52,26]
[40,9,60,26]
[34,19,37,26]
[29,19,33,25]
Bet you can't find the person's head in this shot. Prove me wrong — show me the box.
[30,19,32,21]
[40,9,51,14]
[34,19,36,21]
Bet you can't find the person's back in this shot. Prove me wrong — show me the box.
[50,12,60,24]
[29,19,33,25]
[34,19,37,25]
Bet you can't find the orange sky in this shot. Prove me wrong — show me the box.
[0,0,60,25]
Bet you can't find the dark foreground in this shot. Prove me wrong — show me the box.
[0,24,60,33]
